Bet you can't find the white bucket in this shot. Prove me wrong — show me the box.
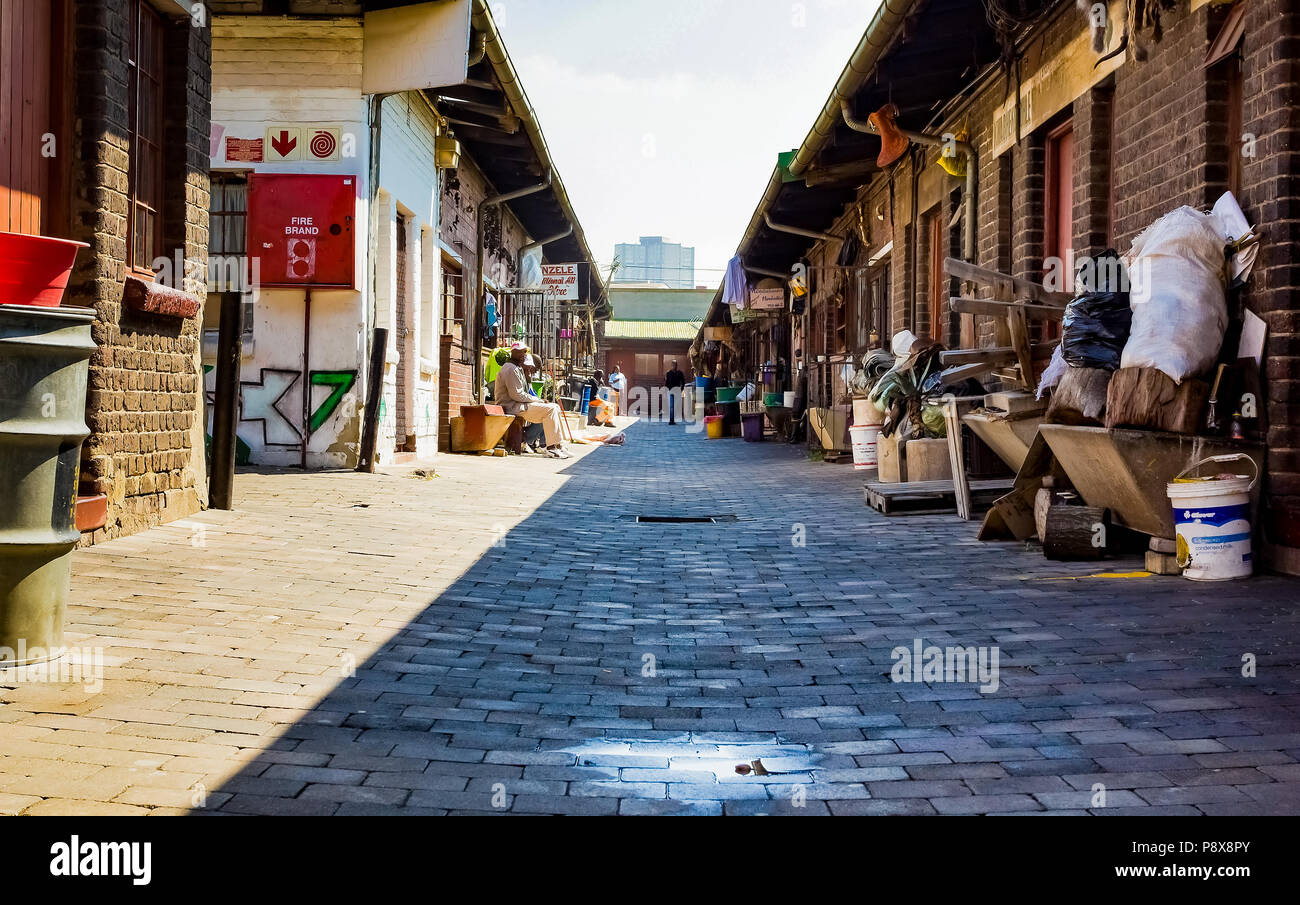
[783,390,796,408]
[853,397,884,427]
[849,424,880,471]
[1166,454,1258,581]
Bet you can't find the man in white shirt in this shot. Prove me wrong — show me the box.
[609,365,628,415]
[494,342,570,459]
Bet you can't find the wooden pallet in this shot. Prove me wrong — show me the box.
[863,478,1015,516]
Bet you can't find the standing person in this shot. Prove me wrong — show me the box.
[664,359,686,425]
[609,365,628,415]
[495,342,570,459]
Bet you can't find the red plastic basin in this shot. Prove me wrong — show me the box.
[0,231,89,307]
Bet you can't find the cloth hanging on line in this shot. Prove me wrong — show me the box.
[722,254,749,309]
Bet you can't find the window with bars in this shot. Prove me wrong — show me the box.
[127,0,165,273]
[204,173,253,343]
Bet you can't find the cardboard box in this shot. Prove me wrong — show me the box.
[906,437,954,482]
[877,432,906,483]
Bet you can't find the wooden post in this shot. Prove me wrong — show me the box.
[944,397,972,520]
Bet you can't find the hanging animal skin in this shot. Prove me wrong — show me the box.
[868,104,910,168]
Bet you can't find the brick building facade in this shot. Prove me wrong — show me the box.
[709,0,1300,569]
[1,0,213,544]
[437,155,532,451]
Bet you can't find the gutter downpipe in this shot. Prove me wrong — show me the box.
[763,213,840,246]
[517,224,572,277]
[786,0,914,180]
[473,172,552,402]
[356,91,391,473]
[841,101,978,262]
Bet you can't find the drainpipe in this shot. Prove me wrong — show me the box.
[355,91,391,474]
[467,30,486,66]
[763,213,839,245]
[473,171,552,401]
[517,224,572,278]
[841,101,977,262]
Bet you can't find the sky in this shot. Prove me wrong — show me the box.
[490,0,881,289]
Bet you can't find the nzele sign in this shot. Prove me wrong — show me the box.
[540,263,580,300]
[750,288,786,311]
[247,173,356,288]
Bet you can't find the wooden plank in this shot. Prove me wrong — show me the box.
[941,343,1058,367]
[1007,305,1034,389]
[950,296,1065,320]
[944,398,972,520]
[944,257,1071,305]
[864,478,1015,517]
[940,347,1017,367]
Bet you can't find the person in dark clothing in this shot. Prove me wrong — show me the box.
[665,359,686,425]
[585,370,606,426]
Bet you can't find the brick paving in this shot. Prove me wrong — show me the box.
[3,422,1300,815]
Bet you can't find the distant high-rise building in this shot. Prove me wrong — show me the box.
[613,236,695,289]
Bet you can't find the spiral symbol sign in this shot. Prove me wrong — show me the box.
[309,129,338,160]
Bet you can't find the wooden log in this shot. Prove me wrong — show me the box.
[1043,505,1111,560]
[1045,367,1110,425]
[950,296,1065,320]
[1104,367,1210,435]
[944,257,1072,306]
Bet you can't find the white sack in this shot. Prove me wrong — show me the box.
[1120,205,1228,383]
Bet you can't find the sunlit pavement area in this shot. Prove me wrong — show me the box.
[3,421,1300,815]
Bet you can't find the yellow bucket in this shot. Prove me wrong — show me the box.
[705,415,724,439]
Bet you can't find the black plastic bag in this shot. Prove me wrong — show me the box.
[1062,290,1132,371]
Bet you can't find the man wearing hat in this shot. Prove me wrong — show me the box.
[495,342,570,459]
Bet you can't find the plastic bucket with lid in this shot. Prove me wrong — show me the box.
[704,415,724,439]
[849,424,880,471]
[783,391,796,408]
[1167,454,1258,581]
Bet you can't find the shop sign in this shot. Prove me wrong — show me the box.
[541,263,580,300]
[750,288,786,311]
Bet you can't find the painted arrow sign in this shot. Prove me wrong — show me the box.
[264,126,303,161]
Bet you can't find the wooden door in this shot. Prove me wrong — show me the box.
[1,0,54,234]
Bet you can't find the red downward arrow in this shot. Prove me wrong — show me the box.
[271,130,297,157]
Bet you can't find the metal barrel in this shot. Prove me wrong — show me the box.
[0,304,96,666]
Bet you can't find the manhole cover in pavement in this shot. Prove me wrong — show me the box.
[634,515,738,524]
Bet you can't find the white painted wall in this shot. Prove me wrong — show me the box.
[206,16,453,466]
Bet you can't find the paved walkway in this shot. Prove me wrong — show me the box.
[3,421,1300,815]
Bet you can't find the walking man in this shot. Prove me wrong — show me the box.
[665,359,686,425]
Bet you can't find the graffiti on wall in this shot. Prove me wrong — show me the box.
[204,366,360,453]
[308,370,359,432]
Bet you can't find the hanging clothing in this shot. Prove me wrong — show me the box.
[723,255,749,308]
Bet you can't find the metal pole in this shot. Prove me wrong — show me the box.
[301,288,311,469]
[355,326,388,473]
[209,293,244,509]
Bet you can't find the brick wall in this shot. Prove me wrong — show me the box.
[1237,0,1300,535]
[438,337,476,451]
[67,0,211,544]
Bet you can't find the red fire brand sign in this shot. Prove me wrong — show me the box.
[247,173,356,288]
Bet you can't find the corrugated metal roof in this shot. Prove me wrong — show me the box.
[602,320,701,341]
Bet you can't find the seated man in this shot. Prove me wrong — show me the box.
[495,342,570,459]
